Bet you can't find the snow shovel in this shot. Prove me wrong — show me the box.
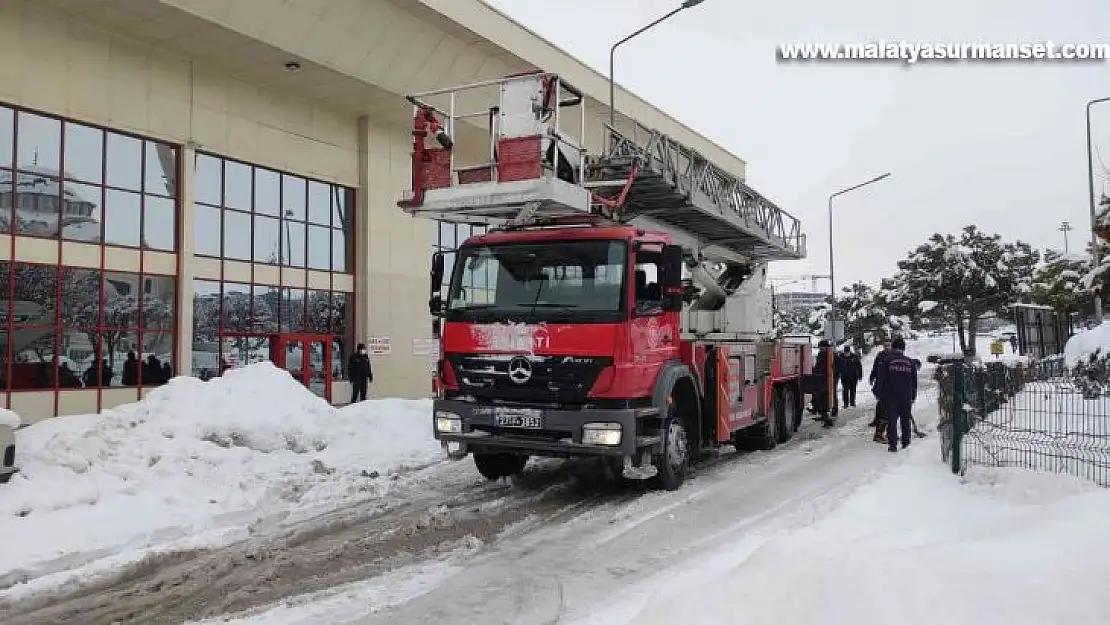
[911,416,926,438]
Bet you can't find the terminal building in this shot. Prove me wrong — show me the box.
[0,0,749,422]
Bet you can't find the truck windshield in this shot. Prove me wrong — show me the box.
[445,239,627,323]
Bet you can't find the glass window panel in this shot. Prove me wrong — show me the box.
[254,167,280,216]
[194,204,221,257]
[307,290,331,333]
[10,331,57,390]
[16,111,61,173]
[14,169,61,239]
[332,338,346,381]
[61,267,101,328]
[195,154,222,206]
[191,279,220,379]
[63,122,103,184]
[253,214,280,264]
[144,140,177,196]
[12,262,58,326]
[103,272,140,329]
[281,174,306,221]
[221,282,252,332]
[106,330,140,387]
[61,328,99,387]
[104,188,141,247]
[220,335,270,373]
[143,195,175,251]
[141,274,175,331]
[105,131,142,191]
[332,227,349,273]
[283,220,305,268]
[330,291,351,337]
[0,172,13,234]
[439,221,454,247]
[61,181,102,243]
[308,180,330,225]
[307,224,330,270]
[224,160,251,210]
[280,287,306,332]
[332,186,352,232]
[0,106,12,168]
[251,285,279,333]
[222,209,251,261]
[140,332,174,386]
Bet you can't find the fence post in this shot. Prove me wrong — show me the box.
[951,362,965,475]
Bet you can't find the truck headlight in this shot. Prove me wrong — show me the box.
[435,411,462,434]
[582,422,622,446]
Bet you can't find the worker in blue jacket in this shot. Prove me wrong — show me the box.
[873,336,917,452]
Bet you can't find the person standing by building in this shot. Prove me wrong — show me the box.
[839,345,863,407]
[873,336,917,452]
[347,343,373,403]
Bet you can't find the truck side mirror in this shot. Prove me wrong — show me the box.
[430,252,445,317]
[660,244,684,312]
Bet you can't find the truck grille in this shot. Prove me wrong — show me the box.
[446,353,612,405]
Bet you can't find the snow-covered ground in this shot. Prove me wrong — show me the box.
[0,363,440,595]
[1065,320,1110,366]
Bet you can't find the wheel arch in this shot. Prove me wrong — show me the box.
[651,361,702,452]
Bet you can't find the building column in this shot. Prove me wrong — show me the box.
[354,116,374,348]
[176,141,197,376]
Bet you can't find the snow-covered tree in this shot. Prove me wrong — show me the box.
[889,225,1039,356]
[1029,249,1092,316]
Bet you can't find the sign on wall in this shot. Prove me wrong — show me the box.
[367,337,391,355]
[413,338,440,358]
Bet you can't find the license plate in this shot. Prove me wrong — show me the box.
[493,408,542,429]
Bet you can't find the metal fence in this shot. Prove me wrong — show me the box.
[936,358,1110,486]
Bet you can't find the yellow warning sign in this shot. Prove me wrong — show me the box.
[990,340,1004,356]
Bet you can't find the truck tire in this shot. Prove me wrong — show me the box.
[473,453,528,481]
[652,404,688,491]
[0,473,10,485]
[756,393,781,450]
[777,387,796,444]
[791,386,805,432]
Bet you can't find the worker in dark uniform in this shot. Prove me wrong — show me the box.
[873,336,917,452]
[839,345,863,407]
[868,340,892,442]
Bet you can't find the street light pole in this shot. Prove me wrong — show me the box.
[609,0,706,129]
[827,172,892,341]
[1086,97,1110,324]
[1060,220,1073,255]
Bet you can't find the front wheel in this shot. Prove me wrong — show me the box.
[473,453,528,481]
[653,414,688,491]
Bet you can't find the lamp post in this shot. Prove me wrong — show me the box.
[609,0,706,128]
[1060,220,1073,255]
[1086,97,1110,324]
[827,172,892,341]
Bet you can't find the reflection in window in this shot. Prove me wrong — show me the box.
[308,180,330,225]
[308,225,330,270]
[282,174,306,221]
[107,330,140,387]
[141,331,175,386]
[192,279,221,379]
[253,215,280,264]
[223,209,251,261]
[61,267,101,328]
[333,187,351,231]
[0,174,11,235]
[145,140,176,196]
[141,275,175,331]
[16,111,61,173]
[195,154,222,206]
[64,123,103,184]
[63,327,101,387]
[307,290,330,333]
[106,132,142,191]
[1,106,12,167]
[281,287,306,332]
[104,188,141,247]
[224,160,251,210]
[254,167,280,216]
[11,262,58,326]
[283,220,305,268]
[10,332,57,390]
[144,195,175,251]
[332,228,348,273]
[222,283,252,332]
[62,181,103,243]
[194,204,221,257]
[104,271,140,329]
[251,285,280,332]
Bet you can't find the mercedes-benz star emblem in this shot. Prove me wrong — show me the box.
[507,356,533,384]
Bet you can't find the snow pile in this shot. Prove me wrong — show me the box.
[1064,321,1110,367]
[587,445,1110,625]
[0,362,439,582]
[0,408,20,428]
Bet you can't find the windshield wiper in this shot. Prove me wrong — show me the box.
[517,302,578,312]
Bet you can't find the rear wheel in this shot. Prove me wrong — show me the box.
[777,388,796,444]
[0,473,11,485]
[473,453,529,480]
[756,392,781,450]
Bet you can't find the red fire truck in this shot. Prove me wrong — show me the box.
[398,72,812,490]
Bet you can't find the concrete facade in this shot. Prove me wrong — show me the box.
[0,0,745,422]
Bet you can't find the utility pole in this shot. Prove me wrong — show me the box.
[828,173,891,342]
[1060,220,1073,255]
[1086,97,1110,323]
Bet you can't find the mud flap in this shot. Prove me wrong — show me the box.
[621,450,659,480]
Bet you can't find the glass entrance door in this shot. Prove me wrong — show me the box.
[271,334,332,401]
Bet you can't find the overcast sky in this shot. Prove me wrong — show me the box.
[485,0,1110,293]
